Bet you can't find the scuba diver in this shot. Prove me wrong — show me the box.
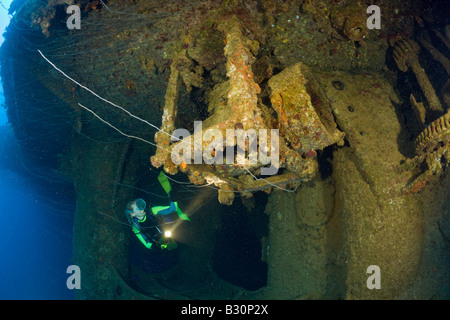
[125,172,190,250]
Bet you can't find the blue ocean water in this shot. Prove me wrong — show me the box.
[0,0,10,126]
[0,1,75,295]
[0,159,75,299]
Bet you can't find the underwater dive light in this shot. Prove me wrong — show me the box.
[164,230,173,238]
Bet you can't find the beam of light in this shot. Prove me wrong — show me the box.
[167,188,217,242]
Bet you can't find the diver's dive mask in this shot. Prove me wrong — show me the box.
[127,198,146,221]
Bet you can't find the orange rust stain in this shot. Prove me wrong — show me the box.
[410,180,427,193]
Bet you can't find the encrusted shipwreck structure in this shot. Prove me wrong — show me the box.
[1,0,449,300]
[151,14,344,205]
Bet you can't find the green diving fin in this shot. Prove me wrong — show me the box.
[158,172,190,221]
[175,202,190,221]
[158,171,172,195]
[163,238,178,250]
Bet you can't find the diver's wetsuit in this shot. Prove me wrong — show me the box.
[125,199,185,249]
[129,214,160,249]
[127,212,179,273]
[125,173,189,250]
